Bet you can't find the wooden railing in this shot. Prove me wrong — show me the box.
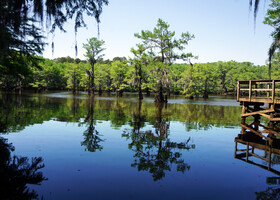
[237,79,280,104]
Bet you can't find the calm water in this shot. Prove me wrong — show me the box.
[0,92,279,200]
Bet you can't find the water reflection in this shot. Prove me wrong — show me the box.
[234,124,280,200]
[235,122,280,174]
[81,99,104,152]
[0,137,46,199]
[123,102,195,181]
[255,177,280,200]
[0,92,242,135]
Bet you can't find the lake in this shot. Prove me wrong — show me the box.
[0,92,279,200]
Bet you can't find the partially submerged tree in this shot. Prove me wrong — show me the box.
[130,44,150,100]
[83,37,105,96]
[134,18,195,102]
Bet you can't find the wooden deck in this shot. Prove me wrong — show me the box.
[237,79,280,104]
[237,79,280,122]
[235,79,280,174]
[236,79,280,146]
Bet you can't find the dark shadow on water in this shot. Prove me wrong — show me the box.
[123,102,195,181]
[0,137,47,200]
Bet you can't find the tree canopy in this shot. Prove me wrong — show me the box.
[264,0,280,78]
[83,37,105,96]
[134,18,195,102]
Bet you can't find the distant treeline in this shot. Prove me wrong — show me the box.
[0,56,273,97]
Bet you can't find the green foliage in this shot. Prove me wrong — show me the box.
[95,63,112,91]
[134,18,195,64]
[129,44,151,98]
[134,18,195,102]
[0,56,270,98]
[0,0,108,86]
[83,38,105,66]
[30,59,67,90]
[263,0,280,78]
[64,63,86,93]
[83,37,106,95]
[110,60,129,95]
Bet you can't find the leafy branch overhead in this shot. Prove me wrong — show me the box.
[0,0,108,77]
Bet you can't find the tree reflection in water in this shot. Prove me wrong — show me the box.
[81,99,104,152]
[0,137,46,200]
[255,175,280,200]
[256,186,280,200]
[123,102,195,181]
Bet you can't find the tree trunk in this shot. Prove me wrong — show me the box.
[98,85,102,95]
[138,66,143,100]
[203,91,208,98]
[138,87,143,100]
[155,84,165,103]
[73,70,77,95]
[89,63,95,97]
[146,88,150,96]
[116,90,123,97]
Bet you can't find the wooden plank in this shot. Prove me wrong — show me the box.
[237,81,240,101]
[239,89,280,91]
[241,109,274,117]
[246,142,249,162]
[267,83,270,98]
[239,97,273,104]
[273,80,275,104]
[235,138,280,154]
[240,124,272,143]
[239,79,280,83]
[249,80,252,101]
[250,152,269,162]
[269,117,280,122]
[259,129,280,137]
[251,89,272,91]
[259,113,271,119]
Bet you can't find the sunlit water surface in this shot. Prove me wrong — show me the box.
[0,92,279,200]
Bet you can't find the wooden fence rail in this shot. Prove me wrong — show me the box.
[237,79,280,104]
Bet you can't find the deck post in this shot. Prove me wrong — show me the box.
[249,80,252,102]
[272,80,275,103]
[237,81,240,101]
[268,147,272,170]
[246,142,249,162]
[234,141,237,158]
[267,83,270,98]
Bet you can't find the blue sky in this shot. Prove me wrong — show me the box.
[43,0,273,65]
